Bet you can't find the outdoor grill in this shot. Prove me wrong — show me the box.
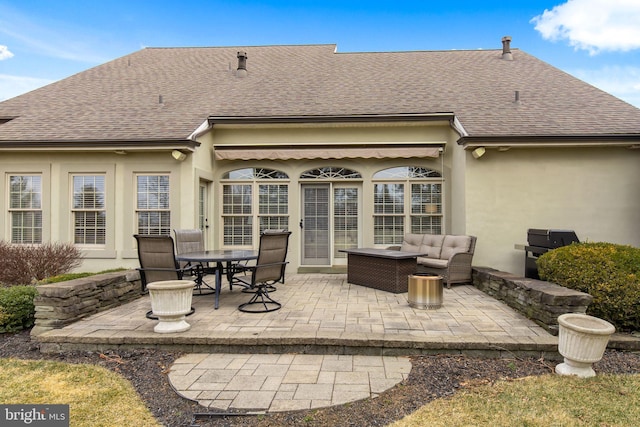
[524,229,580,279]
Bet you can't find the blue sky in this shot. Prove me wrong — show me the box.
[1,0,640,107]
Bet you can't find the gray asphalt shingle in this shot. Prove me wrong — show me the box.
[1,43,639,143]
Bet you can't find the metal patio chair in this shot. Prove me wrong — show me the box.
[173,228,216,295]
[234,230,291,313]
[229,229,288,293]
[134,234,196,319]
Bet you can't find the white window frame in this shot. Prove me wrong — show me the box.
[71,174,106,246]
[220,168,289,248]
[373,167,444,245]
[8,174,43,244]
[135,174,171,236]
[221,183,253,246]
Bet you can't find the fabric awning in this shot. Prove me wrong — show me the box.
[214,146,441,160]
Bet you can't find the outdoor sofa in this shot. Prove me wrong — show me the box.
[389,234,477,288]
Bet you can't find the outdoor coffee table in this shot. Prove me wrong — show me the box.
[339,248,426,293]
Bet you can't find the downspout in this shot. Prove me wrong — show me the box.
[188,119,212,141]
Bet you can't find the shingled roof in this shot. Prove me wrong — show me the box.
[1,43,639,145]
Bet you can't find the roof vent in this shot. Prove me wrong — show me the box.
[501,36,513,61]
[236,51,248,77]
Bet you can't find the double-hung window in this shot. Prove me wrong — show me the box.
[258,184,288,230]
[136,174,170,235]
[373,183,405,245]
[9,175,42,244]
[222,168,289,247]
[222,183,252,245]
[373,167,443,245]
[72,175,106,245]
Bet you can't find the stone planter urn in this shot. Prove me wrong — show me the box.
[147,280,194,333]
[555,313,615,378]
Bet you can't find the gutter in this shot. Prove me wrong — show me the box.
[458,134,640,150]
[208,113,456,126]
[0,139,200,152]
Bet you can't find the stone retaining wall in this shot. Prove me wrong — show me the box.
[472,267,593,335]
[31,270,142,336]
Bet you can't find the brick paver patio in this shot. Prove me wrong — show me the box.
[34,273,559,412]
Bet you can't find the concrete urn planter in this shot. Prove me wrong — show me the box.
[555,313,615,378]
[147,280,194,333]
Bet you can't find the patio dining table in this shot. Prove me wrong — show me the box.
[176,249,258,309]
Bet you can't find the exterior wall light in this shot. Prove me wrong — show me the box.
[172,150,187,161]
[472,147,486,159]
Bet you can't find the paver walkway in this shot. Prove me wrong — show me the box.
[170,353,411,412]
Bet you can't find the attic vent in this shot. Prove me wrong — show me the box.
[237,51,248,77]
[501,36,513,61]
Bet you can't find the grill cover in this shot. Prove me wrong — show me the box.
[527,229,580,249]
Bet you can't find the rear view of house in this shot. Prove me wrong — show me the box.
[0,38,638,276]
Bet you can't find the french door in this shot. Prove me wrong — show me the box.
[198,180,210,245]
[301,183,360,266]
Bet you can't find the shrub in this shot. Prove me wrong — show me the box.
[0,285,38,332]
[538,242,640,332]
[0,240,83,286]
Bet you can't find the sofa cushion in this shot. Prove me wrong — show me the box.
[419,234,445,258]
[401,233,426,252]
[440,235,472,260]
[418,257,448,268]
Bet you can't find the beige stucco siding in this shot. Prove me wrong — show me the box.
[0,151,194,272]
[208,122,452,146]
[464,147,640,276]
[3,126,636,279]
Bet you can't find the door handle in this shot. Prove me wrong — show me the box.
[299,219,304,229]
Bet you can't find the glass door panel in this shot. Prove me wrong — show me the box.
[199,180,210,247]
[301,184,330,265]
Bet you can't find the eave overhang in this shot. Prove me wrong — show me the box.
[458,135,640,150]
[208,113,457,126]
[0,139,200,152]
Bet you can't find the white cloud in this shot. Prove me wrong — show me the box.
[0,74,53,101]
[0,45,14,60]
[531,0,640,54]
[572,66,640,107]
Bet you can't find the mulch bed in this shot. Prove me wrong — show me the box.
[1,329,639,427]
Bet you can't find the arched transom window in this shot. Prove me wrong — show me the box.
[372,166,443,244]
[300,167,362,179]
[221,168,289,246]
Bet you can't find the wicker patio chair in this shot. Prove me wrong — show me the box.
[235,230,291,313]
